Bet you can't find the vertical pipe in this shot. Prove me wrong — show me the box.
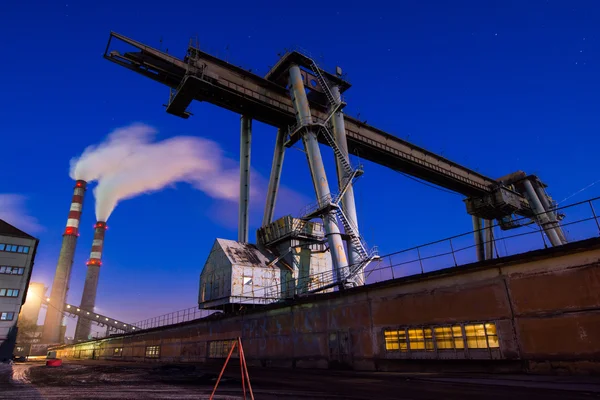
[262,128,286,227]
[533,182,567,244]
[288,64,349,282]
[522,179,563,247]
[239,116,252,243]
[74,221,107,342]
[42,180,87,344]
[472,215,485,262]
[330,85,362,268]
[484,219,494,260]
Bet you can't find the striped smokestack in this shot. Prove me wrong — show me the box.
[74,221,107,342]
[42,180,87,344]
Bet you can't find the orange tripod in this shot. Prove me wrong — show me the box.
[209,337,254,400]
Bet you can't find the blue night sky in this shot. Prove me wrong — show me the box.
[2,1,599,334]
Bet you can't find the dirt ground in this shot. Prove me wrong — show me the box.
[1,360,600,399]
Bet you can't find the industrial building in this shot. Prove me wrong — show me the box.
[44,31,600,376]
[52,237,600,374]
[0,220,38,361]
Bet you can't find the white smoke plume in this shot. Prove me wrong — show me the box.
[70,123,242,221]
[0,194,43,233]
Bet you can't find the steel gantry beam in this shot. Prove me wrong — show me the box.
[104,32,493,197]
[102,32,567,248]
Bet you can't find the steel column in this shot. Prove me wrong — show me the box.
[238,116,252,243]
[262,128,286,227]
[288,65,349,281]
[472,216,485,262]
[523,179,563,247]
[330,85,362,267]
[484,219,494,260]
[533,183,567,244]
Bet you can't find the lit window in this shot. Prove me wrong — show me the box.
[113,348,123,357]
[0,289,5,296]
[145,345,160,358]
[0,244,4,251]
[434,327,453,349]
[465,324,488,349]
[384,329,400,350]
[452,325,464,349]
[424,328,434,351]
[485,323,500,348]
[1,312,15,321]
[408,328,425,350]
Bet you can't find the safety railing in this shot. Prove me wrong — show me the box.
[235,196,600,301]
[132,306,220,331]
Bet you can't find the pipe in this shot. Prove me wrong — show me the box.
[533,182,567,244]
[262,128,286,227]
[472,216,485,262]
[74,221,107,342]
[42,180,87,344]
[484,219,494,260]
[522,179,563,247]
[288,64,349,283]
[330,85,362,272]
[238,115,252,243]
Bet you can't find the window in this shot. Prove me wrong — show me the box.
[243,277,253,285]
[0,289,19,297]
[0,266,25,275]
[113,348,123,357]
[145,346,160,358]
[384,322,499,353]
[465,324,488,349]
[406,328,435,351]
[434,326,453,349]
[0,244,29,254]
[208,339,238,358]
[485,323,500,348]
[1,312,15,321]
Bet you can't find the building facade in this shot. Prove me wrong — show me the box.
[52,237,600,374]
[0,220,38,361]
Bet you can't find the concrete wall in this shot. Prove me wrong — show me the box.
[53,238,600,374]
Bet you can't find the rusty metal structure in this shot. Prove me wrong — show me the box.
[101,32,567,307]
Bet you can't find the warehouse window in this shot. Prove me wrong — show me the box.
[1,312,15,321]
[384,322,498,352]
[0,289,19,297]
[208,339,238,358]
[113,348,123,357]
[145,346,160,358]
[0,266,25,275]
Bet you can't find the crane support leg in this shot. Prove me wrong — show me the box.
[288,64,349,282]
[523,179,563,247]
[472,216,485,262]
[238,116,252,243]
[262,128,286,227]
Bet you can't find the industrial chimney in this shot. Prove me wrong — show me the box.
[74,221,107,342]
[42,180,87,344]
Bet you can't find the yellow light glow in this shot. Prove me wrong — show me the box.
[46,297,50,302]
[105,318,109,321]
[96,315,99,318]
[86,312,90,314]
[77,308,80,312]
[66,305,71,309]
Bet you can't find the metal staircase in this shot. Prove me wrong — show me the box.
[292,56,378,290]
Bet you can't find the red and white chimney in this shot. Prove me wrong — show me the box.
[42,180,88,344]
[87,221,107,266]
